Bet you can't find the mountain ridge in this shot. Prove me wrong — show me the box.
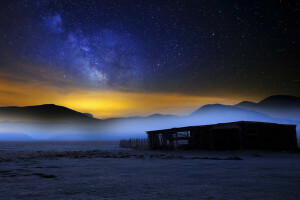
[0,104,97,122]
[0,94,299,122]
[0,95,299,140]
[235,95,300,120]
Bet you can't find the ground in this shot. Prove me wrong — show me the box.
[0,141,300,200]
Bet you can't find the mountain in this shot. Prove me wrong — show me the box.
[0,104,97,122]
[235,101,257,108]
[146,113,178,119]
[191,104,277,124]
[235,95,300,120]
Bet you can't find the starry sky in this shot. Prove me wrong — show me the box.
[0,0,299,118]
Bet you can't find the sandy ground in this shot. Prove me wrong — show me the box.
[0,142,300,200]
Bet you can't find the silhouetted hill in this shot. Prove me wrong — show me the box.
[235,95,300,120]
[191,104,274,123]
[0,104,97,122]
[235,101,257,108]
[146,113,177,118]
[259,95,300,106]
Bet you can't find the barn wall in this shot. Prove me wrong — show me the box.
[147,122,297,151]
[242,123,297,150]
[189,127,211,149]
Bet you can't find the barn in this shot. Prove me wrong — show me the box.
[146,121,297,150]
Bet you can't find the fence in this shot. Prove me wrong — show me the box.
[119,138,149,150]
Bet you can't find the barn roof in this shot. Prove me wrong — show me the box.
[146,121,296,134]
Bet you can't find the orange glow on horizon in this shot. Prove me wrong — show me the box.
[0,78,255,119]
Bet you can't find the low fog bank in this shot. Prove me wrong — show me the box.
[0,107,299,141]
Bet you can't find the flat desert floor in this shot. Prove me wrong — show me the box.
[0,141,300,200]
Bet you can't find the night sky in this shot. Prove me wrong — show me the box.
[0,0,299,118]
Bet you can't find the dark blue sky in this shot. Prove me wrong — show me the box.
[0,0,299,98]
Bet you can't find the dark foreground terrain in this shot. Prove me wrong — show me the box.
[0,141,300,200]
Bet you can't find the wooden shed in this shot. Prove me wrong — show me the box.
[146,121,297,150]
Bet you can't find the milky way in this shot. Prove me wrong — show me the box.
[0,0,299,97]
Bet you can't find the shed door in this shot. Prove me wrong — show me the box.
[212,128,240,150]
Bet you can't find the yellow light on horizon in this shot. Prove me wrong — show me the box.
[0,78,252,119]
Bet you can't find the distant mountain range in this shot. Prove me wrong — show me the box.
[0,104,96,122]
[0,95,299,140]
[0,95,299,122]
[235,95,300,120]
